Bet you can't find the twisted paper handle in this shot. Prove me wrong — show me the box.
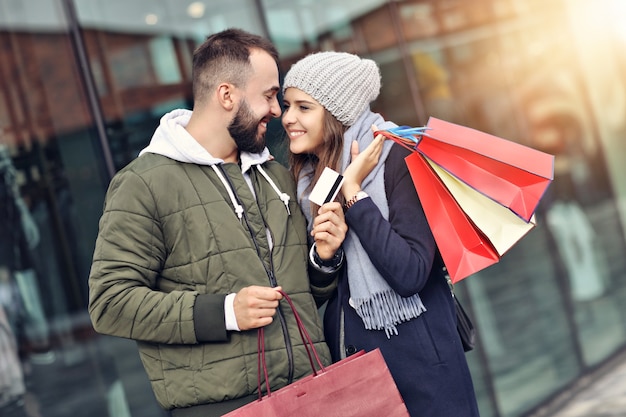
[256,290,325,399]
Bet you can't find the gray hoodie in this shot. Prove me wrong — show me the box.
[139,108,290,220]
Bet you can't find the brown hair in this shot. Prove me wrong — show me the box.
[289,108,347,213]
[192,28,279,107]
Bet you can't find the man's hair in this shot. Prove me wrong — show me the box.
[192,28,279,106]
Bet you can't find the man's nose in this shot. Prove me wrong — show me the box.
[270,97,282,118]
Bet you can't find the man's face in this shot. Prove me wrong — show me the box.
[228,98,266,153]
[229,49,281,154]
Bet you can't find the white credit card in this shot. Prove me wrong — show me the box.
[309,167,344,206]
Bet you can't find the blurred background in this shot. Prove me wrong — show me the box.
[0,0,625,416]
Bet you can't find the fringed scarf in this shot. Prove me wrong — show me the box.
[298,111,426,337]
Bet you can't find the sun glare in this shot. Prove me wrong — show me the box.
[608,0,626,41]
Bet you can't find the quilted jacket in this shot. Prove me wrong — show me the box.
[88,109,332,411]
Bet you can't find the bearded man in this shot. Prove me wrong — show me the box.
[88,28,335,417]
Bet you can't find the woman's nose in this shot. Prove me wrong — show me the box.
[281,108,292,125]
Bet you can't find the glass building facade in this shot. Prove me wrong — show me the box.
[1,1,625,416]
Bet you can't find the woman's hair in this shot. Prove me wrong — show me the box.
[191,28,279,107]
[289,109,347,213]
[285,51,382,211]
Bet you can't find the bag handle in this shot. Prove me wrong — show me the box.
[256,290,326,398]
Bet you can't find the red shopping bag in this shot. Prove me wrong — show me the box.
[223,292,410,417]
[405,152,499,282]
[376,118,554,282]
[417,118,554,221]
[424,154,537,259]
[379,118,554,222]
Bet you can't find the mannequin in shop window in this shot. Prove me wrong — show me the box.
[0,144,52,363]
[526,115,609,302]
[545,171,608,302]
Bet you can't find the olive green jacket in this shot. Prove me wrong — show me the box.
[89,130,332,410]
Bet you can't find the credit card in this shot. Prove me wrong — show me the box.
[309,167,344,206]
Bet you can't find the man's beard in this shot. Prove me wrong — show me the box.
[228,99,266,154]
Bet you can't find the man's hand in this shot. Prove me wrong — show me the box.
[311,202,347,260]
[233,286,283,330]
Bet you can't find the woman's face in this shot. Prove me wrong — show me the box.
[282,88,326,156]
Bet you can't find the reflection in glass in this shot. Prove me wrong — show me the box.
[263,0,385,58]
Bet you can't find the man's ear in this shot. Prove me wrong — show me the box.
[217,83,236,111]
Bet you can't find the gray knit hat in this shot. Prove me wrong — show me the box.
[282,51,381,127]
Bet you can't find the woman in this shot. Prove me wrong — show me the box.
[282,51,480,417]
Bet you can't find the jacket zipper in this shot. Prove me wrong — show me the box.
[255,172,295,384]
[217,165,295,384]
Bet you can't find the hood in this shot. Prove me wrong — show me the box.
[139,108,271,173]
[138,109,289,221]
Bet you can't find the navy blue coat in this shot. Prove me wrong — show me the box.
[323,144,480,417]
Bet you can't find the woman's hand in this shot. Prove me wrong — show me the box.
[311,202,347,260]
[341,127,385,199]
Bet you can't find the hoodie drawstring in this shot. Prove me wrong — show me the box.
[256,166,291,215]
[211,165,244,221]
[211,164,291,220]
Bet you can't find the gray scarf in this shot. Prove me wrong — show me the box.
[298,111,426,337]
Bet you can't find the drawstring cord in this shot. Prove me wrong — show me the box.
[211,165,244,221]
[256,165,291,215]
[211,164,291,220]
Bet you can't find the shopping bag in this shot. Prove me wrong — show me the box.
[404,151,499,282]
[376,118,553,282]
[223,292,410,417]
[424,155,536,256]
[380,117,554,222]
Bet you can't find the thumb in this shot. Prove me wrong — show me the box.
[350,140,359,161]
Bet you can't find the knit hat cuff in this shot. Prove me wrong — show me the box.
[283,52,381,126]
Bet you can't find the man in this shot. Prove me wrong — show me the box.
[88,28,335,416]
